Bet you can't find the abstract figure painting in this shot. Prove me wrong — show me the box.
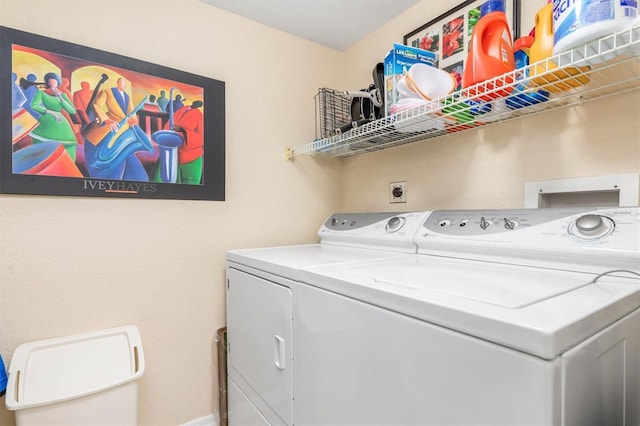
[1,26,225,200]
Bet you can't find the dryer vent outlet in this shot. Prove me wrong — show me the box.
[390,181,407,203]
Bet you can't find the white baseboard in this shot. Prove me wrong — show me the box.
[180,413,218,426]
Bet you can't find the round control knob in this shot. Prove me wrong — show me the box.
[385,216,405,233]
[570,214,614,240]
[575,214,604,233]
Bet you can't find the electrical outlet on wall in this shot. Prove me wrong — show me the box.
[389,181,407,203]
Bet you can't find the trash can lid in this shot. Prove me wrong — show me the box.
[5,325,144,410]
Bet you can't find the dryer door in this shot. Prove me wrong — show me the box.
[227,268,293,425]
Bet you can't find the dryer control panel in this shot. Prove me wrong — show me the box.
[319,211,430,253]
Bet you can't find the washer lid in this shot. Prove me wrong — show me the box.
[345,257,593,308]
[301,256,640,359]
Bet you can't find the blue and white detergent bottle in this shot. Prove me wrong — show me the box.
[553,0,638,62]
[507,35,550,109]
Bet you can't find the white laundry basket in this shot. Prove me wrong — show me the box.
[4,325,145,426]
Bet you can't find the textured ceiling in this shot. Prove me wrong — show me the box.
[198,0,421,51]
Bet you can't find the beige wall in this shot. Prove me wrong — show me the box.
[0,0,342,424]
[340,93,640,211]
[0,0,638,425]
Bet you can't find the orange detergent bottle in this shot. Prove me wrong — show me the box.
[462,0,515,101]
[529,1,590,92]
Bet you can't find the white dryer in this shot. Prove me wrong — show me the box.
[296,207,640,425]
[225,211,428,425]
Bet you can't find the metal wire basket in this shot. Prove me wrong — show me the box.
[315,88,352,139]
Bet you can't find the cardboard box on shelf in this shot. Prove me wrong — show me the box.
[384,43,438,116]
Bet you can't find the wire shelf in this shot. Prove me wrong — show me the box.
[289,24,640,159]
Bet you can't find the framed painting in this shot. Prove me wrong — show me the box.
[1,26,225,200]
[403,0,520,90]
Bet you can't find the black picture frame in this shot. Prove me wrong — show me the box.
[1,26,225,201]
[403,1,520,90]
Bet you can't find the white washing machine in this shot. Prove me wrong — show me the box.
[296,207,640,425]
[226,207,640,425]
[225,211,429,425]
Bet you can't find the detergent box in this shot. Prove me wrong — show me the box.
[384,43,438,116]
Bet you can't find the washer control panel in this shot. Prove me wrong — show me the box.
[417,207,639,268]
[422,208,622,239]
[425,209,568,235]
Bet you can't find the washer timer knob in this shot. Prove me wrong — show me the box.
[575,214,604,233]
[571,214,614,239]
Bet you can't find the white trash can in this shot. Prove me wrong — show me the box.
[4,325,145,425]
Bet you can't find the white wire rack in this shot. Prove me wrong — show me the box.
[286,24,640,160]
[314,88,352,139]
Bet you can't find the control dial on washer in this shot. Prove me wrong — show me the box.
[570,214,615,240]
[503,218,518,230]
[479,217,492,230]
[385,216,406,233]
